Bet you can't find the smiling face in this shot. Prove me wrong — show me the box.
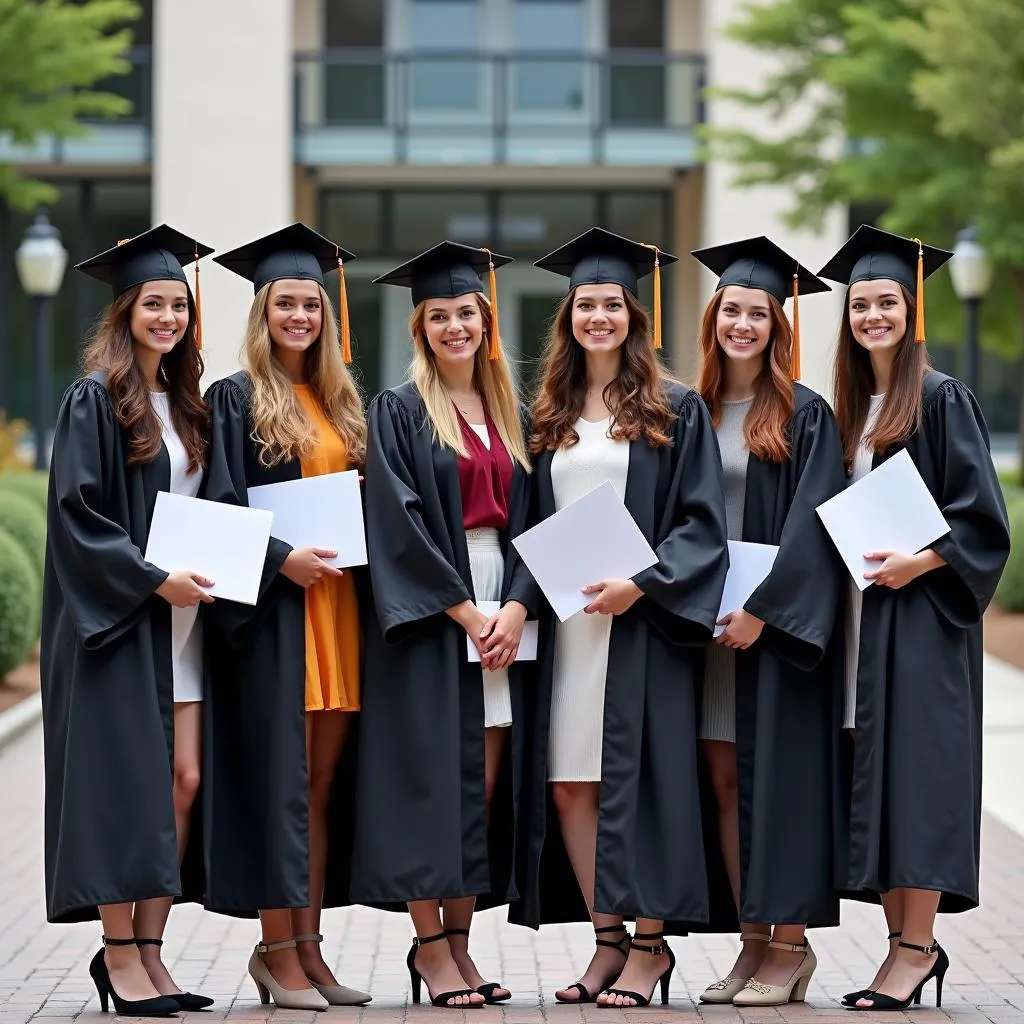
[848,279,908,353]
[715,285,773,365]
[266,278,323,353]
[130,280,190,357]
[570,284,630,352]
[421,294,485,367]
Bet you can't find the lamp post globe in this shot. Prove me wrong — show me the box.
[949,224,992,396]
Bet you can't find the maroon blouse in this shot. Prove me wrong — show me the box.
[455,406,513,530]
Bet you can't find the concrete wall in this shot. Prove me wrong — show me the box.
[152,0,295,385]
[701,0,846,399]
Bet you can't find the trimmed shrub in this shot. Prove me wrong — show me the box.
[995,499,1024,612]
[0,470,48,514]
[0,491,45,581]
[0,528,37,678]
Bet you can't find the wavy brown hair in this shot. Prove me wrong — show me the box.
[82,284,208,472]
[531,287,676,452]
[834,285,929,474]
[696,289,794,463]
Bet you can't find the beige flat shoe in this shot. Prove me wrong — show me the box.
[247,939,329,1011]
[700,932,770,1005]
[295,933,372,1006]
[732,939,817,1007]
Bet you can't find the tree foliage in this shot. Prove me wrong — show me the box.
[0,0,141,210]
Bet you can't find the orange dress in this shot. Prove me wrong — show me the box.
[294,385,361,712]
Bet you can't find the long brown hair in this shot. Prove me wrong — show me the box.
[833,285,929,474]
[82,284,208,472]
[531,287,675,453]
[408,292,530,471]
[244,282,366,468]
[696,289,794,463]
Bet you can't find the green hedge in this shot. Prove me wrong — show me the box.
[995,497,1024,612]
[0,470,48,514]
[0,528,37,678]
[0,491,45,579]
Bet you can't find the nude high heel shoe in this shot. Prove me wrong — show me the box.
[294,933,372,1006]
[700,932,770,1004]
[732,939,817,1007]
[247,939,329,1011]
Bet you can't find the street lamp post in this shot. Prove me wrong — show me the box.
[949,223,993,396]
[15,211,68,470]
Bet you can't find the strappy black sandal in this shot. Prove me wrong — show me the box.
[598,930,676,1008]
[443,928,511,1004]
[847,940,949,1011]
[406,932,483,1008]
[555,924,631,1004]
[842,931,901,1007]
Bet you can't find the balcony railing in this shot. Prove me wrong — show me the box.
[294,50,705,167]
[0,46,152,166]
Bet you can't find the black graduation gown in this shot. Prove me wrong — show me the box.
[842,371,1009,914]
[510,382,730,932]
[200,370,360,916]
[350,382,538,907]
[722,384,846,928]
[40,372,204,923]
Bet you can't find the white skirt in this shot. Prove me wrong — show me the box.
[467,528,512,729]
[172,606,203,703]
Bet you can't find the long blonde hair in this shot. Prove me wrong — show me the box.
[408,292,530,471]
[244,282,367,467]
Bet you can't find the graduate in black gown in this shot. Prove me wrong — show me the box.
[512,228,730,1008]
[354,243,537,1008]
[201,224,370,1012]
[40,225,214,1016]
[817,226,1010,1011]
[688,237,846,1007]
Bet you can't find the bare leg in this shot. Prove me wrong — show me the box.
[293,711,351,987]
[703,740,769,980]
[135,701,202,996]
[753,924,809,986]
[550,781,627,1002]
[408,901,485,1007]
[258,909,315,992]
[598,917,671,1007]
[97,904,163,1003]
[856,889,940,1006]
[443,727,511,1000]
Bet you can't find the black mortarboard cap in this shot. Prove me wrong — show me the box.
[818,225,952,343]
[75,223,212,297]
[215,222,358,362]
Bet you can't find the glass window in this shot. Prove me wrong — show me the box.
[409,0,483,113]
[329,274,383,401]
[607,193,668,249]
[513,0,586,115]
[392,192,489,253]
[608,0,664,48]
[321,191,385,254]
[326,0,383,46]
[497,192,596,253]
[324,0,385,123]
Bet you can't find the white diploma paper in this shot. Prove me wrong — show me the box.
[144,492,274,606]
[466,601,539,663]
[715,540,780,637]
[247,470,367,568]
[816,448,950,591]
[511,480,658,622]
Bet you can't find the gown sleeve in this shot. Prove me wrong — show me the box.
[46,378,169,649]
[364,390,471,644]
[632,388,729,644]
[921,379,1010,627]
[200,377,293,643]
[744,397,847,671]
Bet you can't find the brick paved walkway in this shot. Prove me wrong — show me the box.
[3,722,1024,1024]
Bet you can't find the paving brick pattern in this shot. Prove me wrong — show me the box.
[3,723,1023,1023]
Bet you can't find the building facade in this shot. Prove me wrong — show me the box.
[1,0,865,425]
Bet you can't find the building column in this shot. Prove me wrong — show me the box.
[153,0,295,384]
[701,0,846,400]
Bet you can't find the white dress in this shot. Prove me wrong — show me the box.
[842,393,885,729]
[150,391,204,704]
[547,416,630,781]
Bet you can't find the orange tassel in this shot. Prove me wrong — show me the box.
[484,248,501,360]
[913,237,926,343]
[791,271,801,380]
[338,250,352,364]
[193,243,203,351]
[642,244,663,349]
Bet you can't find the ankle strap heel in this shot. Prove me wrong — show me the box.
[101,936,138,947]
[600,932,676,1008]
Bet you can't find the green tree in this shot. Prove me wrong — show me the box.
[703,0,1024,362]
[0,0,141,210]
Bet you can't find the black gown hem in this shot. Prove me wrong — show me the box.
[844,879,977,914]
[49,885,186,925]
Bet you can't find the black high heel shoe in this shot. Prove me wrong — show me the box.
[443,928,511,1004]
[842,930,901,1006]
[598,930,676,1008]
[406,932,483,1008]
[136,938,214,1011]
[555,924,631,1003]
[88,937,180,1017]
[847,940,949,1011]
